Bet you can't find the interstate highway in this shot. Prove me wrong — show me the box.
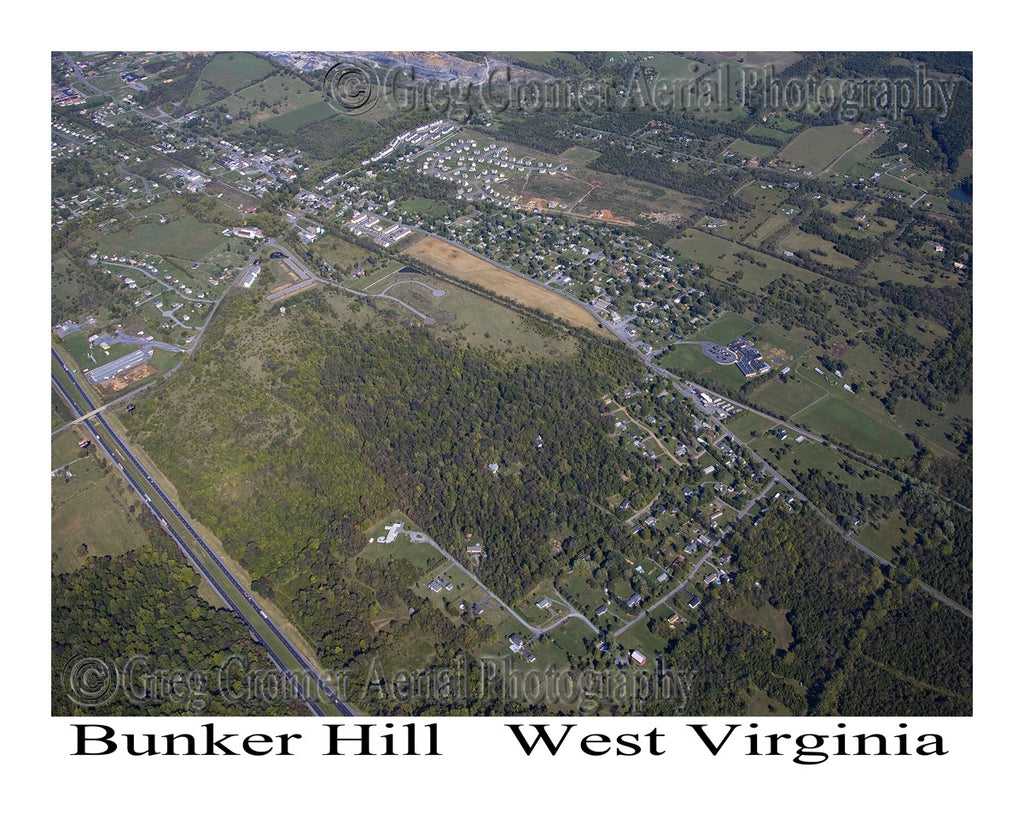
[52,348,353,717]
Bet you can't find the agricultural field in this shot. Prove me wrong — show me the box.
[727,139,778,160]
[262,101,338,133]
[505,51,585,71]
[188,52,277,108]
[823,130,891,175]
[777,123,873,174]
[646,53,709,81]
[781,229,859,268]
[404,236,614,337]
[668,229,821,292]
[217,73,321,122]
[50,428,155,575]
[792,397,915,459]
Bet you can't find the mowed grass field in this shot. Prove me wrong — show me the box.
[691,312,754,344]
[98,213,229,262]
[51,429,152,574]
[558,145,602,167]
[748,376,827,418]
[792,397,914,459]
[189,52,276,108]
[397,279,578,359]
[728,139,777,159]
[777,124,871,174]
[404,237,614,338]
[668,230,821,291]
[824,130,891,176]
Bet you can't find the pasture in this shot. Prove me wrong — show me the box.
[792,397,915,459]
[189,52,276,108]
[777,124,869,174]
[668,230,821,291]
[367,271,579,359]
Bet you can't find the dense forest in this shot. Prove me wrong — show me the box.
[660,507,970,716]
[52,527,306,716]
[130,290,646,671]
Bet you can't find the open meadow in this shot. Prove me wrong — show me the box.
[404,236,614,338]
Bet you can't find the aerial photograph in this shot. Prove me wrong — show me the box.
[50,50,972,721]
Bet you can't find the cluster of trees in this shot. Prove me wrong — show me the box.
[893,481,972,608]
[662,505,970,716]
[799,209,879,261]
[133,291,653,683]
[53,532,305,716]
[591,145,741,201]
[317,321,642,602]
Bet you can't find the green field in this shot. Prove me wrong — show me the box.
[853,509,915,562]
[361,271,579,360]
[506,51,584,71]
[357,517,447,572]
[669,230,821,292]
[692,312,755,344]
[313,234,375,276]
[792,397,915,459]
[825,131,891,176]
[263,101,338,133]
[557,566,613,618]
[189,52,276,108]
[98,214,229,261]
[777,124,870,174]
[782,229,858,268]
[728,410,778,441]
[659,343,743,386]
[646,53,708,81]
[400,197,448,219]
[728,139,777,159]
[51,429,154,574]
[558,145,602,167]
[748,375,827,418]
[729,601,793,650]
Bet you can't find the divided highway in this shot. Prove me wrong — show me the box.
[52,348,354,716]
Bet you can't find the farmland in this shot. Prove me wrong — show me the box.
[777,123,873,174]
[50,50,972,728]
[404,236,614,337]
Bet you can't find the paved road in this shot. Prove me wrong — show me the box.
[52,348,355,716]
[613,549,714,638]
[259,241,436,323]
[407,528,545,636]
[61,52,105,97]
[672,382,973,619]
